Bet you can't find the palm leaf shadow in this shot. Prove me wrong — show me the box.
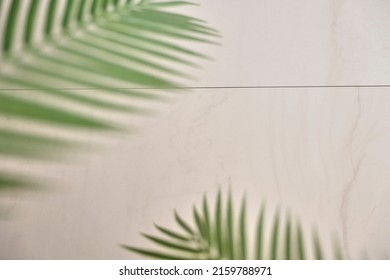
[0,0,219,190]
[122,190,344,260]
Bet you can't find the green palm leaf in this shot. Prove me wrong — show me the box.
[0,0,218,190]
[122,191,344,260]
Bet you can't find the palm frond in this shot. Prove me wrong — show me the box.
[0,0,218,189]
[122,191,344,260]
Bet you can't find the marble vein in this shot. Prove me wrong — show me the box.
[339,90,362,258]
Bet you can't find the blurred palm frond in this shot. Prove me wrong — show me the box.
[0,0,218,189]
[122,190,344,260]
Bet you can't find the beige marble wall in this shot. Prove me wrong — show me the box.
[1,0,390,259]
[192,0,390,87]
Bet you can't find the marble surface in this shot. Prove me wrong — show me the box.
[1,0,390,260]
[1,88,390,259]
[3,0,390,88]
[190,0,390,87]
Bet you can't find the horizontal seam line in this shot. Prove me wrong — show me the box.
[2,85,390,90]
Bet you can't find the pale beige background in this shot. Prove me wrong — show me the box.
[1,0,390,259]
